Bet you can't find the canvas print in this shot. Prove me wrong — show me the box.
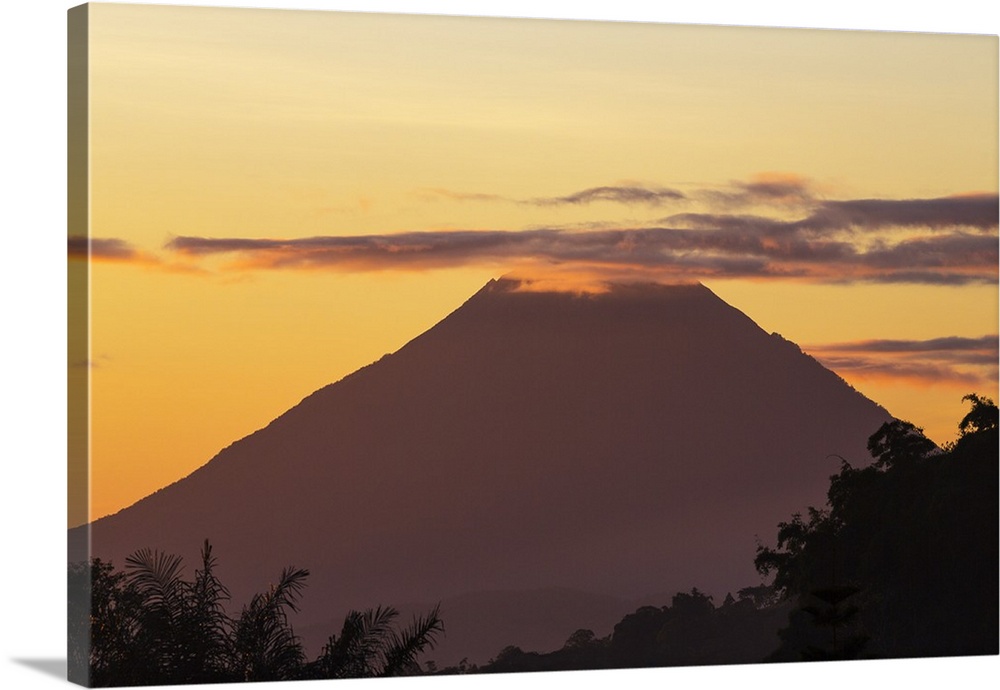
[67,3,999,687]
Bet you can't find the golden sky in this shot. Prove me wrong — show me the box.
[73,3,998,526]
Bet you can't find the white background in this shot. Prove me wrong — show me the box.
[1,2,997,689]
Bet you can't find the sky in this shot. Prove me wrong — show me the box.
[69,2,998,528]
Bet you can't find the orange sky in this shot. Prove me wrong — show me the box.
[71,3,998,527]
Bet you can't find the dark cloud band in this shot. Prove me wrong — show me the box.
[805,334,998,386]
[670,194,999,235]
[803,196,998,232]
[165,217,999,284]
[68,236,139,260]
[807,335,998,354]
[811,356,987,385]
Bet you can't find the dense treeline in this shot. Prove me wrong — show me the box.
[68,542,443,686]
[464,587,791,674]
[467,393,998,673]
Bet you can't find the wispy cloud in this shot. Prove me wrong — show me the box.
[807,335,999,354]
[667,193,998,234]
[68,236,142,261]
[69,354,113,369]
[416,183,686,207]
[800,195,998,232]
[425,173,815,211]
[811,356,986,385]
[527,185,686,207]
[738,172,814,202]
[69,235,205,274]
[423,174,996,233]
[806,335,998,386]
[701,171,818,208]
[415,188,508,203]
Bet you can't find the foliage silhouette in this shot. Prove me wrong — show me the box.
[958,392,999,435]
[756,393,998,660]
[797,585,868,660]
[69,541,443,686]
[228,565,308,682]
[473,586,789,674]
[304,603,444,679]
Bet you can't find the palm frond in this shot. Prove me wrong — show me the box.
[267,567,309,614]
[319,606,399,678]
[176,540,233,681]
[229,566,310,682]
[380,604,444,677]
[124,548,186,614]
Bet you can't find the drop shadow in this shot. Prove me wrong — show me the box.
[11,658,67,680]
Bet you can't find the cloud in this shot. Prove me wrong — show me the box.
[151,182,998,285]
[69,235,206,274]
[164,203,999,285]
[68,235,140,261]
[166,227,775,273]
[660,193,998,283]
[738,172,814,202]
[415,188,508,203]
[416,184,686,207]
[668,194,999,235]
[418,175,995,235]
[862,233,998,270]
[702,172,817,208]
[666,213,792,234]
[70,354,113,369]
[806,335,998,386]
[800,195,998,232]
[806,335,998,354]
[527,185,686,207]
[810,356,987,385]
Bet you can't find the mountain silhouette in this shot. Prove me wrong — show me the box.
[74,278,892,664]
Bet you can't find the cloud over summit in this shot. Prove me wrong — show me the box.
[164,190,998,285]
[85,172,997,287]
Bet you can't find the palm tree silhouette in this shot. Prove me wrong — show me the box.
[71,540,444,686]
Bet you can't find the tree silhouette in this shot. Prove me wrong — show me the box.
[228,565,308,682]
[69,558,145,686]
[117,541,235,684]
[866,419,937,469]
[70,541,443,686]
[474,585,789,674]
[958,393,998,435]
[756,393,998,660]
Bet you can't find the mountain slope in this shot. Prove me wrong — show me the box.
[76,278,892,663]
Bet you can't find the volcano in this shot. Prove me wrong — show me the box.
[74,278,892,664]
